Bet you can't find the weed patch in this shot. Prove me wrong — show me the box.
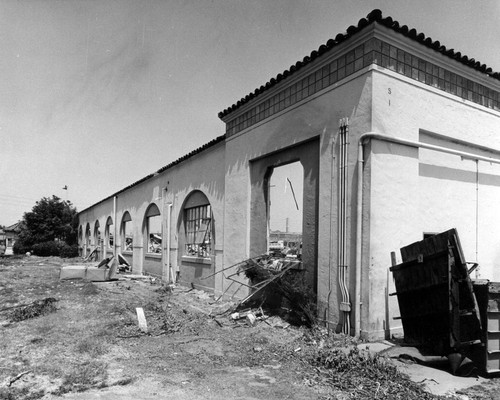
[310,346,442,399]
[57,360,108,394]
[9,298,57,322]
[75,337,107,357]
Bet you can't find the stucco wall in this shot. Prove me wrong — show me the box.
[78,141,225,288]
[223,71,373,329]
[364,68,500,339]
[78,36,500,341]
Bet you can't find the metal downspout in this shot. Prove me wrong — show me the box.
[167,203,173,283]
[113,196,117,257]
[338,119,351,334]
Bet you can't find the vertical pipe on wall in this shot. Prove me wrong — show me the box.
[326,129,337,330]
[475,159,479,266]
[354,139,364,338]
[167,203,173,283]
[343,121,350,335]
[354,132,500,338]
[338,118,351,335]
[337,121,343,330]
[113,196,117,257]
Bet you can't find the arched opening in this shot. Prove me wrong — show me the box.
[143,203,162,277]
[121,212,133,253]
[84,223,91,257]
[177,190,215,290]
[105,216,114,257]
[78,226,83,256]
[94,220,101,261]
[144,204,161,254]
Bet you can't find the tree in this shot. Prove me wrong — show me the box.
[16,196,78,252]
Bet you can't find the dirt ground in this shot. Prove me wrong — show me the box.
[1,256,499,400]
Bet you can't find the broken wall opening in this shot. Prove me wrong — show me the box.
[249,139,319,302]
[268,161,303,258]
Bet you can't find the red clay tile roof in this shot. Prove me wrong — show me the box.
[218,9,499,119]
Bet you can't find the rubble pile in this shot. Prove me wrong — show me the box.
[238,256,316,327]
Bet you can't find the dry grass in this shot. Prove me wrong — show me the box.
[2,256,483,400]
[310,346,444,399]
[56,360,109,395]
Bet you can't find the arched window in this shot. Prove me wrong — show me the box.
[85,224,91,247]
[145,204,161,254]
[105,217,113,249]
[183,191,212,258]
[121,212,133,252]
[94,220,101,246]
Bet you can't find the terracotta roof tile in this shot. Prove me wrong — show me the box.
[219,9,500,119]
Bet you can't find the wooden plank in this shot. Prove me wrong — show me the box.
[136,307,148,333]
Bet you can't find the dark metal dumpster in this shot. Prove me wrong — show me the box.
[390,229,487,373]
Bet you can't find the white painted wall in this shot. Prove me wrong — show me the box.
[364,69,500,339]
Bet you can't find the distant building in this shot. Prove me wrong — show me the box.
[0,222,22,255]
[0,228,5,255]
[78,10,500,339]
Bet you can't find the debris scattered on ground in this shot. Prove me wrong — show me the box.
[8,297,57,322]
[205,254,316,327]
[1,255,493,400]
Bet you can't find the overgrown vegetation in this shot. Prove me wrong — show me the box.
[9,298,57,322]
[56,360,108,394]
[310,346,442,399]
[14,196,78,257]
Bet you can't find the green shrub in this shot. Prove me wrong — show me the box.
[13,240,31,255]
[59,243,79,258]
[32,241,60,256]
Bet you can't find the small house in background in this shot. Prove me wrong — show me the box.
[78,10,500,340]
[0,228,5,255]
[3,222,22,255]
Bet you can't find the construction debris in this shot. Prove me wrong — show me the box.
[204,254,315,327]
[60,257,118,282]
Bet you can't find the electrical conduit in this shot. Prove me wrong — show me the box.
[338,118,351,335]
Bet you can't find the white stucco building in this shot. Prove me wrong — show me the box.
[78,10,500,339]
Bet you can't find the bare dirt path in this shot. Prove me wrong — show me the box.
[1,256,499,400]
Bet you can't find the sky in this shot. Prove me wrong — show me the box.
[1,0,500,226]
